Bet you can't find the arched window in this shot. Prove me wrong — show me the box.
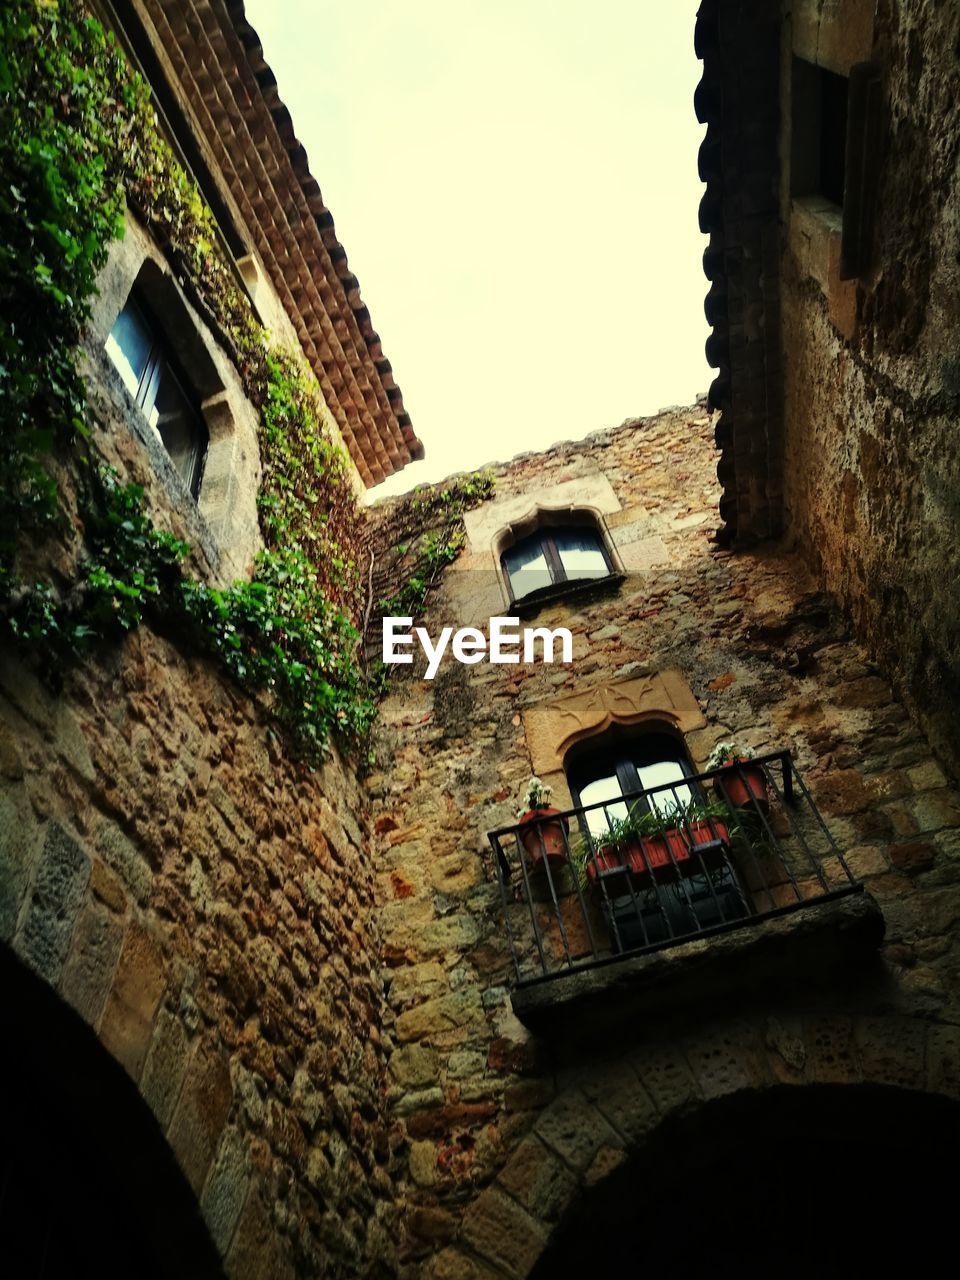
[567,729,695,836]
[106,289,208,498]
[566,726,748,950]
[501,516,613,603]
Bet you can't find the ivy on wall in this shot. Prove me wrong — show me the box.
[0,0,390,757]
[365,471,496,689]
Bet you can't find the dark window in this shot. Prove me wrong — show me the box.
[106,293,208,498]
[502,525,612,602]
[791,58,849,206]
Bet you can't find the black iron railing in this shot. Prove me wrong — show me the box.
[489,751,860,986]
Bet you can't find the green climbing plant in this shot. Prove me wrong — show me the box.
[0,0,396,759]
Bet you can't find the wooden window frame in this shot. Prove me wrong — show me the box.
[501,523,614,606]
[109,291,208,499]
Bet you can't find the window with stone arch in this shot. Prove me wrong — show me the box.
[98,246,265,583]
[566,723,697,837]
[498,508,617,607]
[107,284,209,498]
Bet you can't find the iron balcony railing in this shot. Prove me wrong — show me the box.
[488,750,861,986]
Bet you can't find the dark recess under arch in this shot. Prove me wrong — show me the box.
[0,942,225,1279]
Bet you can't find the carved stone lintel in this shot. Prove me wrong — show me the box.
[523,669,707,777]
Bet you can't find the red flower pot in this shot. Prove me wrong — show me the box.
[518,807,570,869]
[713,759,769,811]
[586,820,730,886]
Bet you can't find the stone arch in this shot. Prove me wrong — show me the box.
[0,940,224,1278]
[442,1014,960,1279]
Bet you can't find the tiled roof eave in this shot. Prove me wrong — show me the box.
[695,0,783,542]
[144,0,423,484]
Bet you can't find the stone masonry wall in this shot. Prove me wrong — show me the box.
[1,252,401,1276]
[780,0,960,782]
[0,624,401,1279]
[367,403,960,1277]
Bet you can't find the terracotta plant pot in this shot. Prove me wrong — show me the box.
[713,759,769,811]
[517,807,570,870]
[586,820,730,887]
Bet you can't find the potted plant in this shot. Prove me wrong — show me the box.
[706,742,769,812]
[575,796,733,889]
[516,777,570,870]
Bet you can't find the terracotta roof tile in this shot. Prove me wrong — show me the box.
[696,0,782,541]
[141,0,423,486]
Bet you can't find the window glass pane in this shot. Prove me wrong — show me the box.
[578,775,628,838]
[637,760,691,820]
[105,299,154,401]
[150,364,206,495]
[503,540,552,598]
[554,529,608,579]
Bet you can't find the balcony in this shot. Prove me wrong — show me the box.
[489,752,882,1027]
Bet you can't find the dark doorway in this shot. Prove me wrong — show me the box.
[530,1082,960,1279]
[0,944,224,1279]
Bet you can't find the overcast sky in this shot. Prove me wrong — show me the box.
[242,1,710,497]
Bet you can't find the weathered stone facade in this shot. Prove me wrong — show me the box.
[4,1,960,1276]
[0,624,402,1275]
[368,404,960,1275]
[777,0,960,783]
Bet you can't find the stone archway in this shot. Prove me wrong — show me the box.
[0,942,224,1279]
[436,1014,960,1278]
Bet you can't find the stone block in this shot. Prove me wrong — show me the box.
[17,821,90,985]
[395,990,486,1043]
[908,761,948,793]
[533,1088,623,1172]
[99,920,167,1080]
[168,1040,234,1195]
[225,1187,296,1280]
[460,1187,548,1279]
[926,1024,960,1098]
[390,1042,440,1087]
[684,1024,771,1100]
[141,1006,192,1128]
[60,901,123,1025]
[618,536,671,571]
[911,791,960,834]
[201,1127,250,1256]
[497,1135,577,1223]
[408,1139,439,1187]
[94,821,153,905]
[803,1016,861,1085]
[578,1059,660,1143]
[854,1017,926,1092]
[418,913,482,956]
[426,1247,501,1280]
[0,787,43,942]
[628,1044,698,1116]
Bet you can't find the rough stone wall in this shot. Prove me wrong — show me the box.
[1,227,401,1278]
[367,404,960,1276]
[0,622,401,1278]
[780,0,960,781]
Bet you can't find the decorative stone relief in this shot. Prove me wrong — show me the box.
[523,668,707,777]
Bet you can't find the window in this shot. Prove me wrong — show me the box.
[501,523,613,603]
[568,731,694,836]
[106,292,208,498]
[790,58,881,281]
[567,728,748,951]
[791,58,848,207]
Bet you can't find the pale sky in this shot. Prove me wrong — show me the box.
[242,1,710,497]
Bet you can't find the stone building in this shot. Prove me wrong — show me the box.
[2,1,960,1279]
